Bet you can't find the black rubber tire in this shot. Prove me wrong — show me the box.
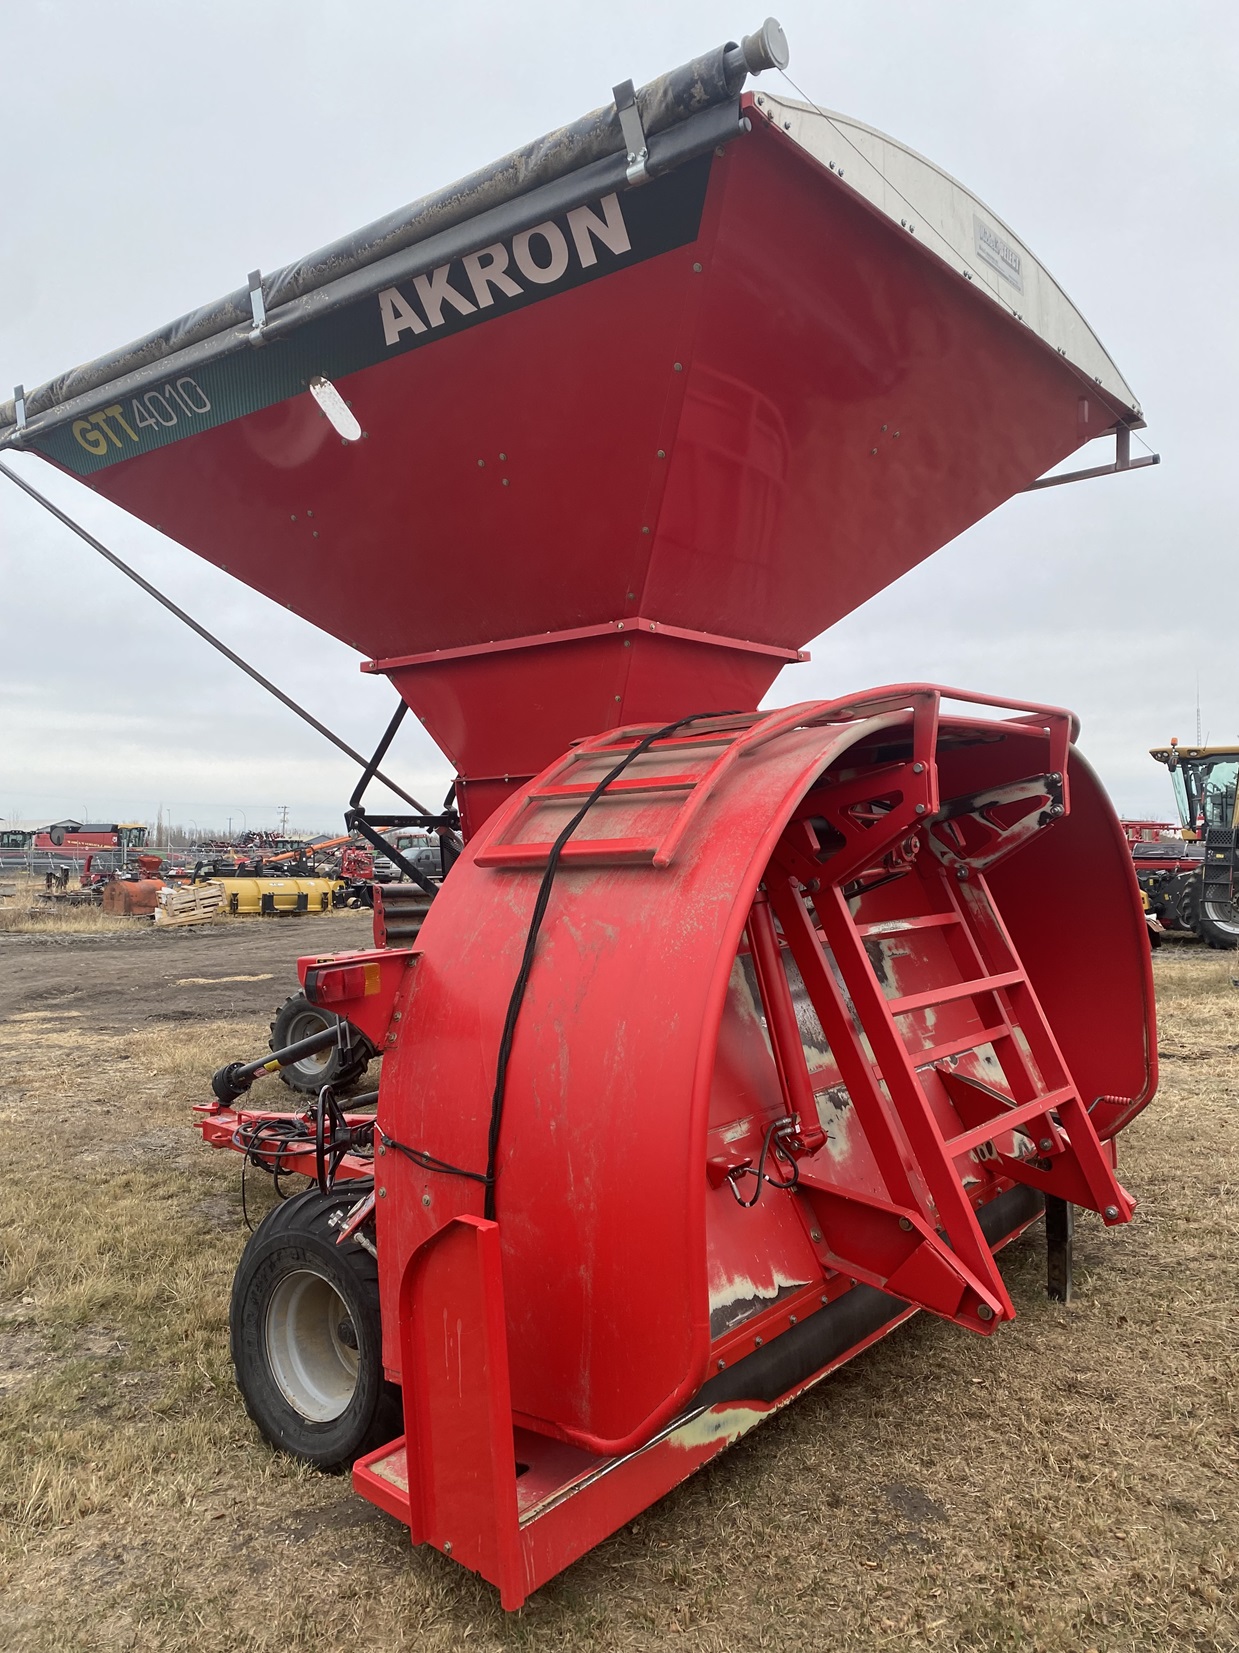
[1200,913,1239,950]
[229,1184,400,1468]
[1189,873,1239,949]
[1174,874,1202,938]
[269,992,373,1095]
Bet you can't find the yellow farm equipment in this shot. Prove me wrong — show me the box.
[212,876,340,916]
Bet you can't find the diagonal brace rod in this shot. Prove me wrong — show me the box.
[0,458,432,815]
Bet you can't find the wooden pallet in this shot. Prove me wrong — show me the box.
[154,882,226,927]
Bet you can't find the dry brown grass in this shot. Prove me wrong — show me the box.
[0,906,146,936]
[0,942,1235,1651]
[0,874,142,935]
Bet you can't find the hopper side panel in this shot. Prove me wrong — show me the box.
[644,127,1106,650]
[60,161,721,662]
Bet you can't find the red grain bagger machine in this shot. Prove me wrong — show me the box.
[1,21,1159,1607]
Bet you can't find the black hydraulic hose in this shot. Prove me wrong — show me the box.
[0,459,433,816]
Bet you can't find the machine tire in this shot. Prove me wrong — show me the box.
[229,1185,400,1468]
[269,993,373,1094]
[1198,906,1239,950]
[1185,870,1239,949]
[1172,873,1201,936]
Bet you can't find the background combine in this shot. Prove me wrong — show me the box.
[1,19,1160,1610]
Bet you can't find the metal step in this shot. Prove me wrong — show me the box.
[373,883,436,948]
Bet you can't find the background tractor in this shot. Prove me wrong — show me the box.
[1143,741,1239,948]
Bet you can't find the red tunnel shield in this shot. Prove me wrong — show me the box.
[60,114,1134,825]
[375,712,855,1454]
[373,696,1154,1454]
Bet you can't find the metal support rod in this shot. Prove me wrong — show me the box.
[349,810,437,897]
[349,700,409,812]
[0,458,433,815]
[345,700,441,895]
[746,891,827,1152]
[1045,1194,1074,1302]
[211,1024,344,1104]
[1023,425,1159,491]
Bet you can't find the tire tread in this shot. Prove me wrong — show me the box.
[229,1183,398,1468]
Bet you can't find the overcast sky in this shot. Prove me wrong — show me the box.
[1,1,1235,833]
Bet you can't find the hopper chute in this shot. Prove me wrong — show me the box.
[3,38,1142,833]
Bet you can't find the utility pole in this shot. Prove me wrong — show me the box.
[277,804,289,837]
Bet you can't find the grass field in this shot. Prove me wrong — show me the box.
[0,874,144,936]
[0,938,1235,1651]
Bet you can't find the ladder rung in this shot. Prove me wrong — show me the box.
[473,837,658,869]
[889,970,1023,1016]
[907,1025,1010,1068]
[580,734,735,758]
[945,1087,1075,1157]
[533,774,699,801]
[857,912,961,938]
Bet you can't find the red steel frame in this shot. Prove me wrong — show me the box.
[195,687,1154,1606]
[51,68,1156,1609]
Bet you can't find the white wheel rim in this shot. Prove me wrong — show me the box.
[1202,896,1239,936]
[264,1268,359,1422]
[284,1010,335,1078]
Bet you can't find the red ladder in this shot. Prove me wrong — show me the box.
[757,741,1133,1335]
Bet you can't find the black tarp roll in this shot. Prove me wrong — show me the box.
[0,22,788,441]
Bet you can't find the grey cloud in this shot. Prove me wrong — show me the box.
[2,1,1235,831]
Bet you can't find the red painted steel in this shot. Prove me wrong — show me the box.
[193,1102,377,1179]
[1121,820,1180,844]
[353,693,1150,1453]
[338,689,1149,1603]
[58,68,1157,1606]
[397,1217,523,1596]
[189,685,1154,1605]
[354,1198,1041,1610]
